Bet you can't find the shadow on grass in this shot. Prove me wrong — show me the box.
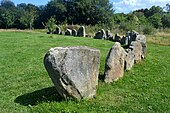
[15,86,63,106]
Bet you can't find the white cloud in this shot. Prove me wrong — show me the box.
[112,0,170,13]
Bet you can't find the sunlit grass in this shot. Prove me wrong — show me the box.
[0,31,170,112]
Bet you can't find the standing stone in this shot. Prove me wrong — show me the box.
[94,31,102,39]
[60,31,65,35]
[125,48,135,70]
[72,29,77,36]
[65,29,72,36]
[44,46,100,100]
[104,42,126,83]
[115,33,121,42]
[54,26,61,34]
[130,41,142,63]
[101,29,107,40]
[94,29,107,40]
[77,26,86,37]
[136,35,147,59]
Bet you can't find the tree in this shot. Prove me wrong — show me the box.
[46,16,56,33]
[161,14,170,28]
[0,0,16,29]
[165,3,170,14]
[1,0,15,9]
[17,3,39,29]
[148,13,162,28]
[144,6,163,18]
[0,8,15,29]
[72,0,114,25]
[43,0,67,24]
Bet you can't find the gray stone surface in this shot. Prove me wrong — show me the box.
[130,41,142,63]
[101,29,107,39]
[125,49,135,70]
[104,42,126,83]
[136,35,147,59]
[65,29,72,36]
[44,46,100,100]
[55,26,61,34]
[115,33,122,42]
[77,26,86,37]
[94,29,107,40]
[94,31,102,39]
[72,29,77,36]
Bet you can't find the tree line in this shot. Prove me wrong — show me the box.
[0,0,170,30]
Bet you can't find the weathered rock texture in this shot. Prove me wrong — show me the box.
[125,48,135,70]
[104,42,126,83]
[136,35,146,59]
[44,46,100,100]
[130,41,142,63]
[77,26,86,37]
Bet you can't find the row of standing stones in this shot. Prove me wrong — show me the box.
[44,26,146,100]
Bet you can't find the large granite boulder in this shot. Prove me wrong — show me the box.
[44,46,100,100]
[136,35,147,59]
[77,26,86,37]
[130,41,142,63]
[104,42,126,83]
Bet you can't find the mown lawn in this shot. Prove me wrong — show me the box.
[0,31,170,113]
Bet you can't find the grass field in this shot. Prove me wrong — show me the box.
[0,31,170,113]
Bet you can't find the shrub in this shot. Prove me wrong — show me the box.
[142,25,156,35]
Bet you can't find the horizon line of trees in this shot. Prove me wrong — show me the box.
[0,0,170,30]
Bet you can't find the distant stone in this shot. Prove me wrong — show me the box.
[72,29,77,36]
[101,29,107,39]
[104,42,126,83]
[130,41,142,63]
[115,33,121,42]
[94,31,102,39]
[121,35,131,47]
[77,26,86,37]
[44,46,100,100]
[126,30,139,41]
[65,29,72,36]
[106,30,114,41]
[54,26,61,34]
[94,29,106,40]
[125,48,135,70]
[136,35,147,59]
[60,31,65,35]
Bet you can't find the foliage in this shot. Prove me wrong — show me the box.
[46,16,57,33]
[148,14,162,28]
[17,3,39,29]
[142,25,156,35]
[0,0,170,30]
[161,14,170,28]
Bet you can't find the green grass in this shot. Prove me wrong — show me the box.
[0,31,170,113]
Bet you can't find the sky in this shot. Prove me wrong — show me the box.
[12,0,170,13]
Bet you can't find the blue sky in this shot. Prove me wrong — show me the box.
[12,0,170,13]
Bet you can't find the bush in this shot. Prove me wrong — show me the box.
[142,25,156,35]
